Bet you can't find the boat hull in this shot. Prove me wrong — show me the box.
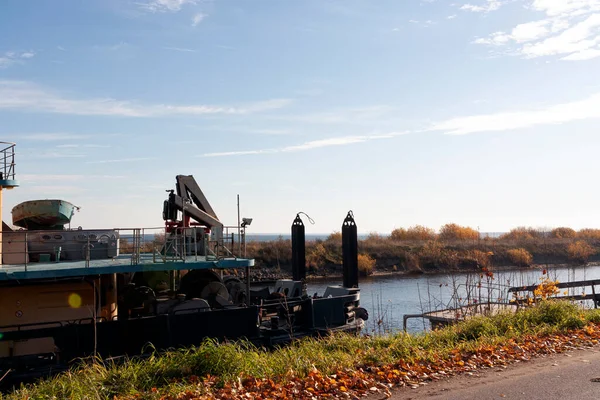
[0,283,364,385]
[12,200,77,230]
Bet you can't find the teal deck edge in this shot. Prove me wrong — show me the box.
[0,255,255,281]
[0,179,18,188]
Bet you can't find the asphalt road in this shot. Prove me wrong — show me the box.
[388,347,600,400]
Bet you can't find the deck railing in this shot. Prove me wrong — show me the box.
[1,225,251,270]
[508,279,600,308]
[0,141,16,181]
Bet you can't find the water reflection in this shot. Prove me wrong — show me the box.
[307,264,600,334]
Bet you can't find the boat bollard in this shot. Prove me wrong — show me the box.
[342,211,359,288]
[291,213,306,282]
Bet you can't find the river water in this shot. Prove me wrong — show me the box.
[307,264,600,334]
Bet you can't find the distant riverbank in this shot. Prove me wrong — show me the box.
[246,224,600,280]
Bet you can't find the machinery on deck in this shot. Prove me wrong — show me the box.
[0,172,367,385]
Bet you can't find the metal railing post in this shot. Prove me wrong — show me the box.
[182,227,186,262]
[24,232,28,272]
[86,236,90,268]
[194,228,198,261]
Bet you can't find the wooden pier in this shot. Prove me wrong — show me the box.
[404,278,600,331]
[403,303,518,331]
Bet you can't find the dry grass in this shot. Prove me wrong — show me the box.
[391,225,436,241]
[499,227,544,241]
[550,227,577,239]
[567,241,596,263]
[357,253,376,276]
[238,223,600,276]
[506,248,533,267]
[438,223,479,241]
[577,228,600,240]
[7,301,599,400]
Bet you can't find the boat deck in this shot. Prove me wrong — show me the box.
[0,253,254,280]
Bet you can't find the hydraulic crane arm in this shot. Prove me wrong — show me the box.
[163,175,224,231]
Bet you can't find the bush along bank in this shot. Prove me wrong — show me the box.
[7,300,600,400]
[245,224,600,279]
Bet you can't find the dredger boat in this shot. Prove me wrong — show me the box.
[0,142,367,383]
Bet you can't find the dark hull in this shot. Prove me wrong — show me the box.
[0,295,364,386]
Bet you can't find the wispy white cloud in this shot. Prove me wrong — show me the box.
[473,1,600,61]
[0,80,292,117]
[197,126,292,135]
[408,19,436,27]
[461,0,506,13]
[19,174,86,182]
[273,105,395,125]
[215,45,235,50]
[31,152,87,159]
[19,174,126,182]
[56,144,111,148]
[20,133,91,141]
[19,185,85,194]
[138,0,197,13]
[191,12,206,26]
[201,132,408,157]
[86,157,156,164]
[162,46,196,52]
[0,51,36,68]
[203,150,273,157]
[562,47,600,59]
[430,92,600,134]
[94,42,130,51]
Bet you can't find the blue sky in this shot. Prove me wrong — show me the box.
[2,0,600,234]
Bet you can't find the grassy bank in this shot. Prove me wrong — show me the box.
[7,300,600,399]
[246,224,600,278]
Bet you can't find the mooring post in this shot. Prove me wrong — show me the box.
[342,211,359,288]
[291,213,306,282]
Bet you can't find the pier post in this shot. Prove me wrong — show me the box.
[291,214,306,281]
[342,211,359,288]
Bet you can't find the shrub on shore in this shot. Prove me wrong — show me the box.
[244,223,600,274]
[567,241,595,263]
[577,228,600,240]
[390,225,437,241]
[357,253,375,276]
[550,227,577,239]
[500,227,544,241]
[506,248,533,267]
[439,223,479,241]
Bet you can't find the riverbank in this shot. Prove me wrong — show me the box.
[7,301,600,399]
[299,261,600,282]
[246,228,600,280]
